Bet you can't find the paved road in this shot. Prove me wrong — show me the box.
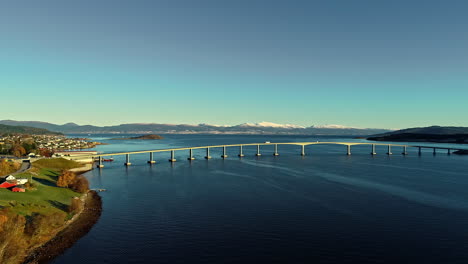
[14,160,31,175]
[0,160,31,179]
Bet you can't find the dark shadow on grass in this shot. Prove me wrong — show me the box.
[44,171,59,180]
[33,177,56,187]
[48,200,69,212]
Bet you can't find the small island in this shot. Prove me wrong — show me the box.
[111,134,164,140]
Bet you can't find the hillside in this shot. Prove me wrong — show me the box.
[368,126,468,143]
[0,124,62,135]
[0,120,390,136]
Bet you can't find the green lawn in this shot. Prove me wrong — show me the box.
[0,160,83,216]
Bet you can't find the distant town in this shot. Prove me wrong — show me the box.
[0,134,103,158]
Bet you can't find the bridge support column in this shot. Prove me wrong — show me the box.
[418,147,422,155]
[188,149,195,160]
[169,150,177,162]
[238,145,244,157]
[124,154,132,166]
[433,148,436,155]
[370,144,376,155]
[205,148,211,159]
[273,144,279,156]
[221,146,228,158]
[402,146,408,155]
[147,152,156,164]
[387,145,392,155]
[347,145,351,155]
[301,145,305,156]
[447,148,451,155]
[255,144,261,156]
[97,156,104,168]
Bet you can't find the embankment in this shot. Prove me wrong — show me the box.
[23,191,102,264]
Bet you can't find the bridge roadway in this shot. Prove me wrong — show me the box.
[64,142,465,168]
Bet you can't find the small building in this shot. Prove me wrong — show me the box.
[12,187,26,192]
[15,178,28,185]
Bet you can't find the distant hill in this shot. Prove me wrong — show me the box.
[0,120,390,136]
[0,124,62,135]
[368,126,468,144]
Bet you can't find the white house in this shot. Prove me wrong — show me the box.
[5,175,15,181]
[16,178,28,185]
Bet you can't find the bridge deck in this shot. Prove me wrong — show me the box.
[67,142,466,158]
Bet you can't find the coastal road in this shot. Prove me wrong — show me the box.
[0,160,31,179]
[14,160,32,175]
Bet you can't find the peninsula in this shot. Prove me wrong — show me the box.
[0,158,102,264]
[367,126,468,144]
[111,134,164,140]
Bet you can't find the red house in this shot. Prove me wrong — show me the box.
[0,182,16,189]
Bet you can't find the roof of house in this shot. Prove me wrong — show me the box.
[0,182,16,188]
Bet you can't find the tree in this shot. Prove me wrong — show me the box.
[10,145,26,157]
[38,148,53,157]
[57,170,76,188]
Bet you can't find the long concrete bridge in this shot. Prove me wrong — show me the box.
[65,141,465,168]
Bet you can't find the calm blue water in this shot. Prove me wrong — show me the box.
[52,135,468,263]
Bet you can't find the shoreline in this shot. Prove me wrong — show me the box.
[22,190,102,264]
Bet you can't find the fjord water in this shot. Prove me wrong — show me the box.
[53,135,468,263]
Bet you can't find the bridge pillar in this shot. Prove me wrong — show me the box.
[188,149,195,160]
[370,144,376,155]
[402,146,408,155]
[387,145,392,155]
[447,148,451,155]
[124,154,132,166]
[301,145,305,156]
[147,152,156,164]
[97,156,104,168]
[433,148,436,155]
[221,146,228,158]
[205,148,211,159]
[273,144,279,156]
[238,145,244,157]
[347,145,351,155]
[255,144,261,156]
[169,150,177,162]
[418,147,422,155]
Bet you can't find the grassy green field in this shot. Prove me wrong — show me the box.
[0,158,83,215]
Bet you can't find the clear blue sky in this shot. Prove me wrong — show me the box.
[1,0,467,129]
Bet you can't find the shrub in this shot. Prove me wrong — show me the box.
[68,197,82,214]
[70,176,89,193]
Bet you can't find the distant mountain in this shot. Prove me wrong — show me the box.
[311,124,353,129]
[0,124,62,135]
[368,126,468,144]
[0,120,390,136]
[236,122,305,129]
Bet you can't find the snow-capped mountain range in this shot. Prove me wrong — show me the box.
[238,122,306,129]
[0,120,390,135]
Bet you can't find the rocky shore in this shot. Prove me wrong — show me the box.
[23,191,102,264]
